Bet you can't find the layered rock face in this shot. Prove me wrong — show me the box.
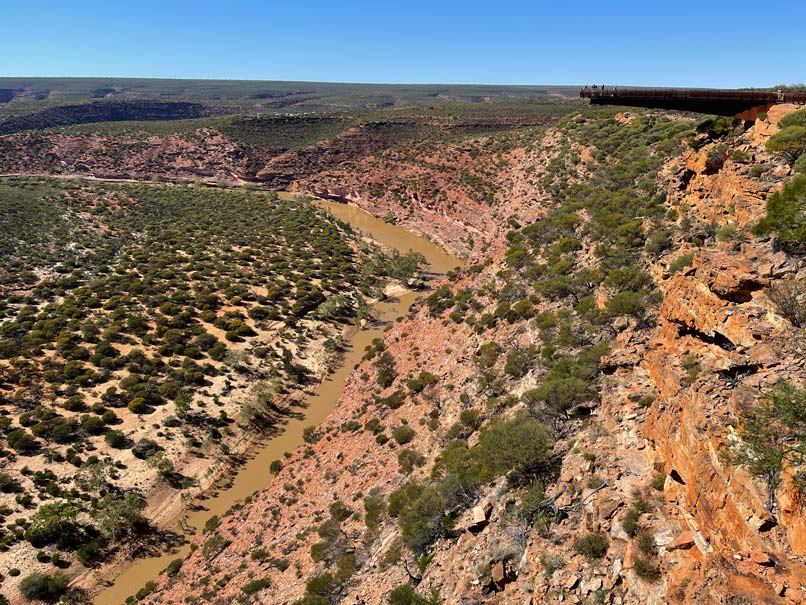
[120,108,805,605]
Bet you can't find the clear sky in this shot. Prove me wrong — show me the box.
[2,0,803,87]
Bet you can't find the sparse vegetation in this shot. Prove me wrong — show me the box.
[726,380,806,511]
[0,177,392,577]
[573,532,609,562]
[753,175,806,253]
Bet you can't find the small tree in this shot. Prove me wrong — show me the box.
[91,492,146,541]
[24,501,81,548]
[726,380,806,511]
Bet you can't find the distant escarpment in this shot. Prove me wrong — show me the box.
[0,105,569,202]
[0,100,234,135]
[129,104,806,605]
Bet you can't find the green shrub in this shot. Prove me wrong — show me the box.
[779,108,806,129]
[364,493,386,530]
[204,515,220,533]
[459,409,481,430]
[573,532,609,562]
[135,581,156,600]
[637,529,656,555]
[606,290,646,318]
[7,429,38,452]
[398,485,449,554]
[731,149,749,163]
[82,415,106,435]
[272,557,290,571]
[668,253,694,275]
[298,571,336,604]
[725,380,806,511]
[104,429,127,448]
[392,425,416,445]
[682,355,701,383]
[766,282,805,328]
[165,558,183,577]
[645,228,672,255]
[242,578,271,594]
[398,448,426,474]
[504,349,530,378]
[381,389,406,409]
[524,347,604,419]
[302,425,320,444]
[766,126,806,159]
[477,417,552,483]
[476,342,501,369]
[388,584,441,605]
[0,472,19,493]
[752,175,806,252]
[374,352,398,388]
[621,507,640,537]
[519,481,546,522]
[329,500,352,522]
[127,397,148,414]
[25,501,82,549]
[19,572,69,602]
[76,539,102,565]
[101,410,119,424]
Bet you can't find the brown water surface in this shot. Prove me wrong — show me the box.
[93,199,459,605]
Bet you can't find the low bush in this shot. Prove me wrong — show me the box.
[104,430,127,448]
[767,126,806,160]
[634,556,662,581]
[753,175,806,253]
[668,253,694,275]
[780,108,806,129]
[573,532,609,562]
[388,584,442,605]
[392,425,416,445]
[19,572,69,602]
[242,578,271,594]
[540,552,565,576]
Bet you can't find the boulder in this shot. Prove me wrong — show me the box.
[665,531,696,551]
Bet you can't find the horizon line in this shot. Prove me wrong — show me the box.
[0,75,795,90]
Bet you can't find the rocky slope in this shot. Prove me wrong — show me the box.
[124,105,806,605]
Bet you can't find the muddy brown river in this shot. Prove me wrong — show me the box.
[93,199,460,605]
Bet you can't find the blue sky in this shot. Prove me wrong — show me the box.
[2,0,803,87]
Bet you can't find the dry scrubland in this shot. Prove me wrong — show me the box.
[0,179,427,603]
